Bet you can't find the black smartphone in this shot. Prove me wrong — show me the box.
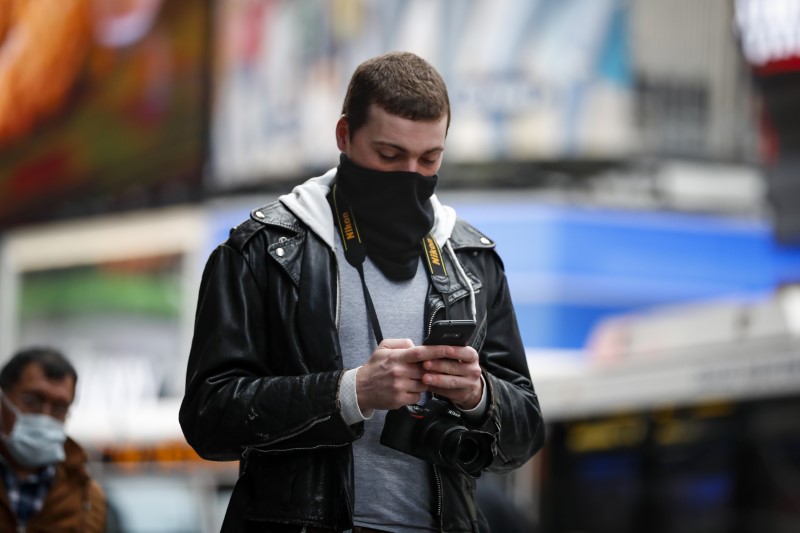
[423,320,476,346]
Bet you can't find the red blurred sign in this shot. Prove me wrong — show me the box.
[735,0,800,75]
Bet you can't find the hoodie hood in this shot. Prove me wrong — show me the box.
[278,167,457,250]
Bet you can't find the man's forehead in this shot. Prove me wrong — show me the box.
[14,362,75,395]
[363,105,447,150]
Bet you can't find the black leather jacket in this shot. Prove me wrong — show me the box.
[180,189,545,532]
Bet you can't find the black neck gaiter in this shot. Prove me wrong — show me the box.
[333,154,438,280]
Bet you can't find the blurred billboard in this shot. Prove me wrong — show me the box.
[211,0,634,188]
[0,0,210,228]
[735,0,800,75]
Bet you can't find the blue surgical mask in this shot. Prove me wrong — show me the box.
[1,394,66,468]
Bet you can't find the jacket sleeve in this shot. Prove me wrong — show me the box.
[179,243,361,461]
[473,252,545,473]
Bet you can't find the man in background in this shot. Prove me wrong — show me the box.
[0,347,107,532]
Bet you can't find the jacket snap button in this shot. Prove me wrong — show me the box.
[255,211,265,218]
[480,237,491,245]
[276,248,285,257]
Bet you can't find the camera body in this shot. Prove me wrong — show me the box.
[380,396,494,477]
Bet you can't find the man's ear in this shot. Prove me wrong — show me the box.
[335,115,349,152]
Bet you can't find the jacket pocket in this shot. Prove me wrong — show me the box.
[236,447,349,525]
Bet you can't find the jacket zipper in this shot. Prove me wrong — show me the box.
[335,249,341,336]
[244,415,335,457]
[426,303,445,337]
[426,261,474,336]
[425,284,472,337]
[250,440,349,455]
[433,464,444,532]
[428,258,482,532]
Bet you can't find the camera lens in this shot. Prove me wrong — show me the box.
[381,397,495,478]
[456,434,481,465]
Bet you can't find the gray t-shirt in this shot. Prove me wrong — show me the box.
[336,232,438,533]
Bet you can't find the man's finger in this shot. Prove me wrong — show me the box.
[403,344,454,363]
[422,358,460,376]
[380,338,415,349]
[423,372,465,389]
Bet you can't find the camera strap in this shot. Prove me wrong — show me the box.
[332,184,451,345]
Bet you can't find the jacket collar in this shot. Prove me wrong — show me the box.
[446,219,497,252]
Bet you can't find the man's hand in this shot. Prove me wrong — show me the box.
[356,338,426,411]
[356,339,483,412]
[420,345,483,410]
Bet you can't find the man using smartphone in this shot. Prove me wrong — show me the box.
[180,51,544,533]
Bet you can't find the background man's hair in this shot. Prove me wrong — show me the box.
[341,51,451,137]
[0,347,78,392]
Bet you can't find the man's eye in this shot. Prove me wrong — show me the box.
[51,405,69,418]
[378,153,398,161]
[20,394,43,409]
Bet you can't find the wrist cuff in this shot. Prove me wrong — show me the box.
[340,366,374,425]
[459,375,488,421]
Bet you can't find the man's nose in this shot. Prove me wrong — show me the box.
[399,159,418,173]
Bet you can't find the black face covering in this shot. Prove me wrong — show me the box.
[333,154,438,280]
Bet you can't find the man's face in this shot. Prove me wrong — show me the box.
[336,104,448,177]
[1,362,75,435]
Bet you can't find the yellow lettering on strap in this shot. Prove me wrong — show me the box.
[423,235,447,277]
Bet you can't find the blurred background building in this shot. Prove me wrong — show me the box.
[1,0,799,531]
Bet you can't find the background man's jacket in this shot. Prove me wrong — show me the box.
[0,438,107,532]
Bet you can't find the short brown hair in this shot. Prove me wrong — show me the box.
[0,347,77,392]
[341,51,450,137]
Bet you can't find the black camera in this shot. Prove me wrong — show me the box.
[380,396,494,478]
